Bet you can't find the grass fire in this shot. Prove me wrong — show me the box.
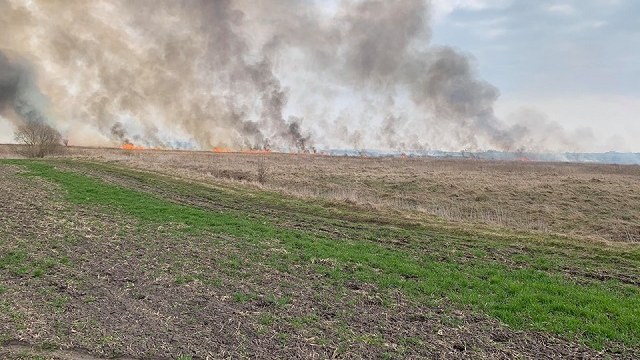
[1,0,639,359]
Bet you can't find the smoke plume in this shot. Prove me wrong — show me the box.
[0,50,51,127]
[0,0,589,151]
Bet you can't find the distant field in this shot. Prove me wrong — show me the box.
[1,147,639,358]
[28,144,640,243]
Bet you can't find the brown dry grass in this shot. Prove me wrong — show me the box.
[0,144,20,159]
[2,144,638,243]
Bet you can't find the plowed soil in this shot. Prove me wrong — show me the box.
[1,160,639,359]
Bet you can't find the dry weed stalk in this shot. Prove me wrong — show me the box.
[257,157,268,184]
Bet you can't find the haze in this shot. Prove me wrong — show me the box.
[0,0,638,152]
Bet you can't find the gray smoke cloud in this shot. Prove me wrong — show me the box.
[0,0,589,152]
[109,122,129,144]
[0,50,51,126]
[0,52,19,110]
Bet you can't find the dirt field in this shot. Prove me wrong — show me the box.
[37,145,640,243]
[1,147,639,359]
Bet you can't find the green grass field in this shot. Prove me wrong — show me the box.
[1,158,639,358]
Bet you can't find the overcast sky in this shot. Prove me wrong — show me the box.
[431,0,640,151]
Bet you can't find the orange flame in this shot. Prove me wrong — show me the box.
[213,147,234,153]
[121,143,145,150]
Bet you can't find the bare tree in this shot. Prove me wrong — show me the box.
[14,121,63,158]
[256,157,268,184]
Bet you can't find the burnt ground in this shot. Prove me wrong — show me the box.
[0,162,637,359]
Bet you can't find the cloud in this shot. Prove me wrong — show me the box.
[566,20,608,32]
[547,4,577,16]
[451,16,508,39]
[432,0,512,23]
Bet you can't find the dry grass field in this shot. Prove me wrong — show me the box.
[53,145,640,243]
[1,144,639,358]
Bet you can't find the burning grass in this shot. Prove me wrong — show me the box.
[120,143,144,150]
[1,159,639,358]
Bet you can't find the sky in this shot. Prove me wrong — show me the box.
[1,0,638,152]
[431,0,640,151]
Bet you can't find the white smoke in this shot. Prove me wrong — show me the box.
[0,0,598,152]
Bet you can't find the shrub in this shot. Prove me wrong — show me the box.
[14,121,63,158]
[256,157,268,184]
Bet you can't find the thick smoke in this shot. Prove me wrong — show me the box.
[0,52,19,111]
[0,50,51,127]
[109,122,129,144]
[0,0,588,151]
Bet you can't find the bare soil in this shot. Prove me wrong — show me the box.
[0,163,629,359]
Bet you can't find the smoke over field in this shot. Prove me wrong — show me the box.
[0,0,592,151]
